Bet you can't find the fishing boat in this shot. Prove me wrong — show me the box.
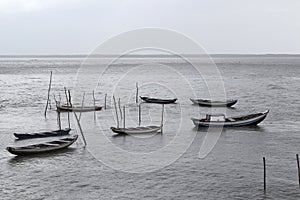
[13,128,71,140]
[191,110,269,127]
[140,96,177,104]
[57,105,102,112]
[6,135,78,156]
[190,98,238,107]
[111,125,162,134]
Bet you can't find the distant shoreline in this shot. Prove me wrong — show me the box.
[1,54,300,58]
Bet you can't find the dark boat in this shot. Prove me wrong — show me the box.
[190,98,238,107]
[6,135,78,156]
[13,128,71,140]
[57,105,102,112]
[191,110,269,127]
[140,96,177,104]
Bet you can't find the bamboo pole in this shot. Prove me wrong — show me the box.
[44,71,52,117]
[79,92,85,122]
[297,154,300,187]
[118,98,122,121]
[64,87,70,129]
[263,157,266,192]
[138,104,141,126]
[74,112,87,147]
[93,90,96,121]
[135,82,139,104]
[113,96,119,128]
[161,104,164,133]
[123,106,126,129]
[104,93,107,109]
[68,90,72,107]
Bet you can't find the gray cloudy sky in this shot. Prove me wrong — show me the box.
[0,0,299,55]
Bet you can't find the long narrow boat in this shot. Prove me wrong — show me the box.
[57,105,102,112]
[140,96,177,104]
[111,125,162,135]
[6,135,78,156]
[13,128,71,140]
[191,110,269,127]
[190,98,238,107]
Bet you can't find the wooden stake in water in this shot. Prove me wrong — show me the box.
[93,90,96,121]
[104,93,107,109]
[74,112,87,147]
[135,82,139,104]
[138,104,141,126]
[79,92,85,122]
[64,87,70,129]
[118,98,122,121]
[161,104,164,133]
[44,71,52,117]
[263,157,266,192]
[123,106,126,129]
[113,96,119,128]
[297,154,300,186]
[68,90,72,107]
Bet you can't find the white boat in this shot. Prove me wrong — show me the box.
[111,125,162,134]
[192,110,269,127]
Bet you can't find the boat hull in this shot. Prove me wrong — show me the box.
[140,96,177,104]
[57,105,102,112]
[111,126,162,134]
[14,128,71,140]
[192,110,269,127]
[6,135,78,156]
[190,98,238,107]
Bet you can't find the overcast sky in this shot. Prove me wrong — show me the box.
[0,0,299,55]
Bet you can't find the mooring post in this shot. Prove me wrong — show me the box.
[123,106,126,129]
[113,96,119,128]
[161,104,164,133]
[64,87,70,129]
[79,92,85,122]
[297,154,300,187]
[138,104,141,126]
[118,98,122,121]
[93,90,96,121]
[74,112,87,147]
[68,90,72,107]
[104,93,107,109]
[44,71,52,117]
[135,82,138,104]
[263,157,266,192]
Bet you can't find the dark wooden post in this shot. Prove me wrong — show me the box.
[113,96,119,128]
[104,93,107,109]
[135,82,138,104]
[297,154,300,186]
[44,71,52,117]
[263,157,266,192]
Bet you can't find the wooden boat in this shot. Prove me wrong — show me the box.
[111,125,162,134]
[140,96,177,104]
[191,110,269,127]
[6,135,78,156]
[13,128,71,140]
[57,105,102,112]
[190,98,238,107]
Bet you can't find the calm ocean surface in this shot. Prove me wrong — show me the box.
[1,55,300,199]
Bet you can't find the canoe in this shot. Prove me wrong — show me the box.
[111,125,162,134]
[57,105,102,112]
[13,128,71,140]
[140,96,177,104]
[6,135,78,156]
[190,98,238,107]
[191,110,269,127]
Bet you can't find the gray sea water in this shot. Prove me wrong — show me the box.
[1,55,300,199]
